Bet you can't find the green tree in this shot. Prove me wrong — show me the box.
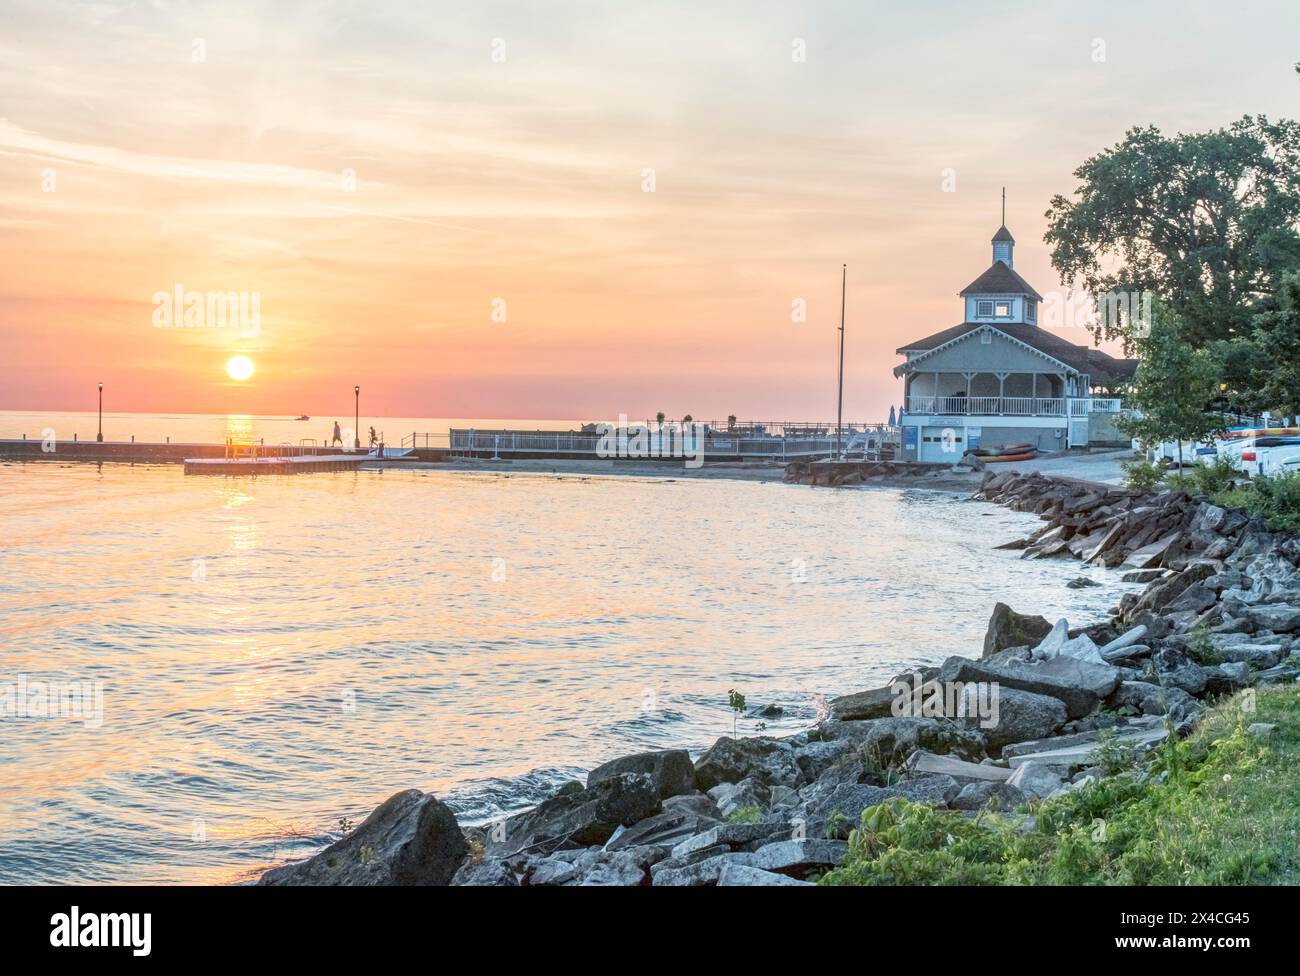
[1217,272,1300,416]
[1118,300,1225,469]
[1045,116,1300,348]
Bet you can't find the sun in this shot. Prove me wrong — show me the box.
[226,355,255,382]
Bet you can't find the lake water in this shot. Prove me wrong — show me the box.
[0,459,1133,884]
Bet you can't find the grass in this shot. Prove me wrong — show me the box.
[820,683,1300,886]
[1211,471,1300,531]
[1125,451,1300,531]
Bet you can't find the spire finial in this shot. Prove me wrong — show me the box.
[1001,186,1006,226]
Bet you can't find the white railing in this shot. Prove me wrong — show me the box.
[1069,397,1124,416]
[906,396,1066,417]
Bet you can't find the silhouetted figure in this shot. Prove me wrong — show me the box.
[331,421,343,447]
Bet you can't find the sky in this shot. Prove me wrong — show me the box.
[1,0,1298,423]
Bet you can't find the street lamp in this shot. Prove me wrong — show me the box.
[97,382,104,442]
[354,385,360,450]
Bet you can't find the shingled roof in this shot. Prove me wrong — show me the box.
[991,225,1015,243]
[958,262,1042,301]
[894,322,1137,382]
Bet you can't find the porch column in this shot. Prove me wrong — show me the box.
[962,371,974,414]
[995,372,1008,416]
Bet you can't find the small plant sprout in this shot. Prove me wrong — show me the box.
[727,688,746,737]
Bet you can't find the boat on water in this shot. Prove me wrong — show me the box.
[294,415,310,421]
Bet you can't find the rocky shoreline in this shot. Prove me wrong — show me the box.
[257,468,1299,886]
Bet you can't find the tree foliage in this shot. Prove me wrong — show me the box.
[1118,299,1224,464]
[1045,116,1300,348]
[1214,273,1300,416]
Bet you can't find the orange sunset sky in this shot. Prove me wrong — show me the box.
[2,0,1298,422]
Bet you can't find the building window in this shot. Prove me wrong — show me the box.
[995,301,1011,317]
[1026,300,1036,323]
[977,300,993,317]
[980,330,992,344]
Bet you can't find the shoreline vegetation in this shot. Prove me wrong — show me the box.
[256,466,1300,886]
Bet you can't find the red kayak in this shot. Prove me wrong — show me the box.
[981,451,1038,462]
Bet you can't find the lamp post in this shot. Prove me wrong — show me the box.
[97,382,104,442]
[354,385,360,450]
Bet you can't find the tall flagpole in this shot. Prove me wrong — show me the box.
[836,263,846,459]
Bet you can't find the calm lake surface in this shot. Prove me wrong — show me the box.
[0,460,1134,884]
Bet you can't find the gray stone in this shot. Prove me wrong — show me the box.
[671,822,789,859]
[983,602,1053,658]
[1247,722,1278,738]
[694,736,803,791]
[1242,603,1300,633]
[950,781,1029,812]
[808,783,901,833]
[1152,648,1209,696]
[570,848,657,886]
[1109,681,1201,722]
[943,655,1120,720]
[978,688,1068,751]
[716,863,816,886]
[587,749,696,799]
[748,839,847,877]
[1100,625,1148,656]
[1218,661,1250,684]
[1005,762,1063,799]
[661,791,722,820]
[652,852,753,886]
[1030,619,1069,660]
[260,789,467,886]
[1217,641,1285,669]
[828,684,896,721]
[707,778,767,818]
[603,807,719,852]
[489,772,661,855]
[828,716,987,766]
[451,858,520,886]
[1167,582,1217,614]
[1122,569,1166,584]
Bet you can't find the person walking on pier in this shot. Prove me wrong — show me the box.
[331,421,343,448]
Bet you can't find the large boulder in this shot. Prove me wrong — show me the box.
[260,789,467,886]
[1005,762,1063,799]
[808,774,960,838]
[827,684,896,721]
[747,839,847,879]
[587,749,695,799]
[451,858,521,886]
[1108,681,1200,722]
[717,863,815,886]
[694,737,803,792]
[983,603,1053,658]
[1241,603,1300,633]
[950,781,1028,812]
[1151,647,1209,696]
[942,655,1120,720]
[978,688,1068,751]
[604,805,720,852]
[1031,620,1108,666]
[489,773,661,856]
[822,716,987,766]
